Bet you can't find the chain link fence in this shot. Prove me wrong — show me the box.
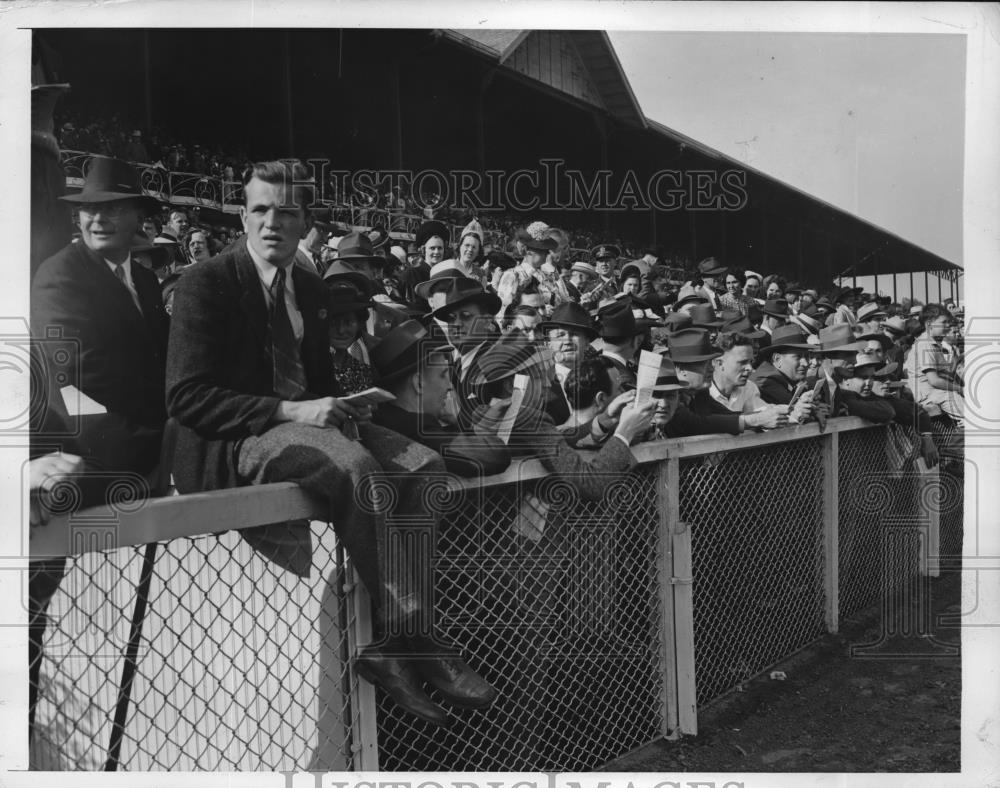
[29,419,953,770]
[375,467,666,772]
[679,437,827,706]
[31,522,362,771]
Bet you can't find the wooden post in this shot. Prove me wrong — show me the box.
[656,458,680,737]
[919,462,941,578]
[346,567,379,769]
[823,432,840,633]
[664,454,697,736]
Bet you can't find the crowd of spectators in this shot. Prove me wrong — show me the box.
[29,154,963,733]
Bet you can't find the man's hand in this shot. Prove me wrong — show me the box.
[614,398,657,445]
[790,391,815,423]
[275,398,370,428]
[30,451,85,527]
[606,390,637,419]
[744,407,789,430]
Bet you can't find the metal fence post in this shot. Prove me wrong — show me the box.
[823,431,840,633]
[659,455,697,736]
[346,567,380,770]
[919,461,941,578]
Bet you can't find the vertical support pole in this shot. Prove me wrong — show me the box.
[346,566,379,770]
[665,455,697,736]
[938,272,943,304]
[823,431,840,633]
[910,270,915,304]
[892,271,898,304]
[656,458,679,738]
[925,271,930,304]
[919,460,941,578]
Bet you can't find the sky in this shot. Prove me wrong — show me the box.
[608,31,966,269]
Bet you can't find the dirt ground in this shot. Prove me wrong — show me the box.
[609,568,961,772]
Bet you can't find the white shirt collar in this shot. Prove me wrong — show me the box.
[247,242,295,297]
[104,254,133,279]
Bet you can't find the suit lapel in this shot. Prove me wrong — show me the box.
[233,239,270,352]
[76,243,149,333]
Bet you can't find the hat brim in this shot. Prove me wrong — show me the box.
[690,320,723,330]
[765,342,814,355]
[336,253,386,266]
[651,381,690,393]
[429,292,502,321]
[666,350,722,363]
[61,192,161,214]
[819,341,867,355]
[414,271,465,301]
[537,320,599,340]
[700,266,727,277]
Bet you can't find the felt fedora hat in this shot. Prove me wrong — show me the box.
[371,319,453,383]
[818,324,867,354]
[761,299,790,318]
[650,356,690,394]
[322,260,375,296]
[763,324,813,354]
[696,257,727,277]
[666,328,721,363]
[428,277,501,320]
[538,301,598,340]
[326,281,374,315]
[334,231,385,265]
[60,155,160,214]
[688,303,723,329]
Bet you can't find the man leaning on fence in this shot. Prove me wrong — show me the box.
[165,160,496,726]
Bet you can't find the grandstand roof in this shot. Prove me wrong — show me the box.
[643,118,961,276]
[442,29,647,128]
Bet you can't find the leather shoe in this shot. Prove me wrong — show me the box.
[412,653,497,710]
[355,648,449,726]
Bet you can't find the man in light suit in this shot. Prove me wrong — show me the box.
[166,160,495,726]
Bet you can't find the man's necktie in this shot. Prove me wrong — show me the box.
[270,266,307,400]
[114,264,143,313]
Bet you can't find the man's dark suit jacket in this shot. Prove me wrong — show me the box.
[663,389,742,438]
[165,236,339,493]
[31,241,169,477]
[751,360,798,405]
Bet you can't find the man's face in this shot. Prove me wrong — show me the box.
[800,292,815,309]
[714,345,754,390]
[772,350,807,382]
[725,275,742,296]
[77,200,142,262]
[241,177,309,266]
[595,258,612,277]
[702,274,718,290]
[513,311,542,341]
[518,292,545,313]
[546,328,589,367]
[459,235,480,265]
[141,219,158,240]
[863,316,885,334]
[870,379,890,398]
[841,369,875,396]
[168,211,189,236]
[862,340,885,362]
[443,302,490,349]
[188,231,211,263]
[928,316,951,341]
[569,271,593,290]
[675,359,711,392]
[824,351,856,372]
[418,353,454,419]
[424,236,445,265]
[653,391,680,428]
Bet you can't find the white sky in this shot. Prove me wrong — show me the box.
[609,31,966,266]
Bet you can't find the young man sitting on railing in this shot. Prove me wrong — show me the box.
[166,160,496,727]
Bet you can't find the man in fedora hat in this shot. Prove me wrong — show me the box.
[646,356,690,440]
[167,160,496,726]
[596,300,648,383]
[811,323,869,421]
[750,325,817,422]
[33,154,170,481]
[371,320,511,478]
[658,328,742,437]
[759,298,790,338]
[694,257,727,310]
[539,301,600,385]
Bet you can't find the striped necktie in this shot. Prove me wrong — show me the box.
[270,266,307,400]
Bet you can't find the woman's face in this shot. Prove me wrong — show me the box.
[744,277,761,297]
[622,277,641,296]
[766,282,783,299]
[329,314,361,350]
[459,235,480,265]
[725,275,743,296]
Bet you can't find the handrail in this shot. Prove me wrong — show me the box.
[32,417,881,558]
